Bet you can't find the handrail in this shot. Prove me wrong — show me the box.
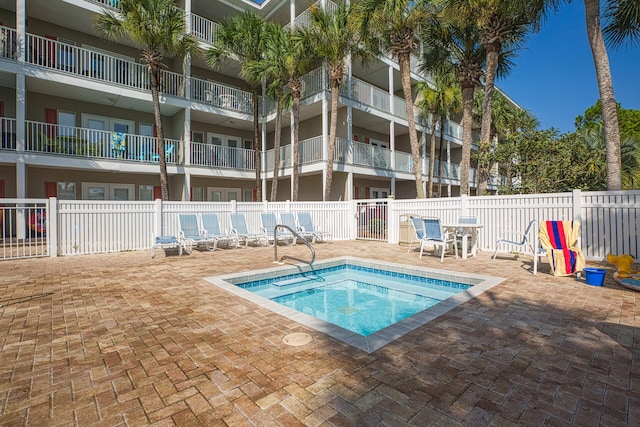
[273,224,316,266]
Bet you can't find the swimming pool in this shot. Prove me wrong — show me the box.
[206,257,504,352]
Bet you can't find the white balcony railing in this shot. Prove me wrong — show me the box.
[92,0,120,9]
[290,0,339,29]
[191,77,253,114]
[1,117,17,150]
[24,121,179,164]
[352,140,391,169]
[0,26,17,60]
[190,142,255,171]
[26,33,185,97]
[191,13,219,45]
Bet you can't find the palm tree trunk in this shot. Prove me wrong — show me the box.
[292,86,301,201]
[428,112,437,198]
[271,99,282,201]
[460,84,475,196]
[438,116,445,197]
[584,0,622,190]
[324,82,340,201]
[478,43,500,196]
[149,65,169,201]
[399,53,424,198]
[253,90,262,202]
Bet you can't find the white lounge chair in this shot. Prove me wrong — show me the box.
[296,212,332,243]
[260,212,294,246]
[199,213,235,251]
[280,212,314,243]
[151,235,182,258]
[229,213,266,247]
[178,213,212,253]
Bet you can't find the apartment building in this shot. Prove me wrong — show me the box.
[0,0,494,202]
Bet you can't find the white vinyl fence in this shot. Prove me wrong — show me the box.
[1,190,638,261]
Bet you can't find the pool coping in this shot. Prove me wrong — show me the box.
[205,256,505,353]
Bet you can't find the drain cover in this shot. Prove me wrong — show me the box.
[283,332,312,346]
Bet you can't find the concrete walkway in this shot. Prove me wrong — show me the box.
[0,242,637,426]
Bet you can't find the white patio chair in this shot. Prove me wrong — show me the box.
[297,212,332,243]
[199,213,235,251]
[413,217,458,262]
[229,213,266,248]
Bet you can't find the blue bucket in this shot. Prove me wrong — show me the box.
[583,268,607,286]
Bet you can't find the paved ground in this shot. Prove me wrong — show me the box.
[0,242,638,426]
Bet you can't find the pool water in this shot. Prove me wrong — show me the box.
[207,257,503,352]
[239,264,469,336]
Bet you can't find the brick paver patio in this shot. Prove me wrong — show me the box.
[1,242,638,426]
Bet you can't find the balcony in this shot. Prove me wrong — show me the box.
[191,77,254,115]
[25,33,185,97]
[190,141,255,171]
[190,13,220,46]
[23,120,179,164]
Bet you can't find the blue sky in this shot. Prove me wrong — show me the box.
[497,2,640,134]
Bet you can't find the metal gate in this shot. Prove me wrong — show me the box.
[355,199,388,241]
[1,199,50,260]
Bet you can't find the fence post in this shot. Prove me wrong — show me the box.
[155,199,163,237]
[48,197,58,258]
[285,199,291,213]
[460,194,468,216]
[572,189,582,224]
[350,199,357,240]
[387,197,397,244]
[263,199,268,212]
[230,200,237,214]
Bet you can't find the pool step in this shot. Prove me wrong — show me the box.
[273,275,320,287]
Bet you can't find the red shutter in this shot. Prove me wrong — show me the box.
[365,187,370,198]
[365,138,370,144]
[45,108,57,139]
[153,186,162,200]
[353,186,359,200]
[45,182,57,198]
[252,189,257,202]
[353,134,358,142]
[189,187,193,201]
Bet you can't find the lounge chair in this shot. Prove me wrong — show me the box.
[229,213,266,247]
[538,220,585,276]
[199,213,235,251]
[260,212,294,246]
[296,212,332,243]
[151,235,182,258]
[492,219,546,274]
[411,217,458,262]
[178,213,212,253]
[280,212,315,243]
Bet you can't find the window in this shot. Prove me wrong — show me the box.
[139,123,154,137]
[57,182,76,200]
[370,187,390,199]
[192,187,204,201]
[243,189,254,202]
[192,131,204,144]
[139,185,154,201]
[207,187,241,202]
[82,183,134,200]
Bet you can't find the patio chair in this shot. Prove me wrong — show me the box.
[151,235,182,258]
[412,217,458,262]
[297,211,332,243]
[279,212,315,244]
[492,219,546,274]
[538,220,585,276]
[455,215,478,255]
[178,213,211,253]
[199,213,235,251]
[229,213,266,248]
[260,212,294,246]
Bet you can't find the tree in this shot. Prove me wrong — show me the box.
[304,2,371,201]
[245,22,291,201]
[416,70,461,197]
[442,0,556,195]
[96,0,198,201]
[603,0,640,47]
[206,11,269,202]
[421,12,485,196]
[355,0,432,198]
[584,0,622,190]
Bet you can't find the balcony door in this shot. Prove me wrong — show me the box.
[207,187,240,202]
[82,183,134,200]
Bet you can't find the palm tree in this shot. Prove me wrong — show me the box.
[441,0,556,195]
[584,0,622,190]
[96,0,198,201]
[304,2,371,201]
[258,25,317,201]
[355,0,432,198]
[603,0,640,47]
[422,13,485,196]
[206,11,269,202]
[416,70,461,197]
[245,22,290,201]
